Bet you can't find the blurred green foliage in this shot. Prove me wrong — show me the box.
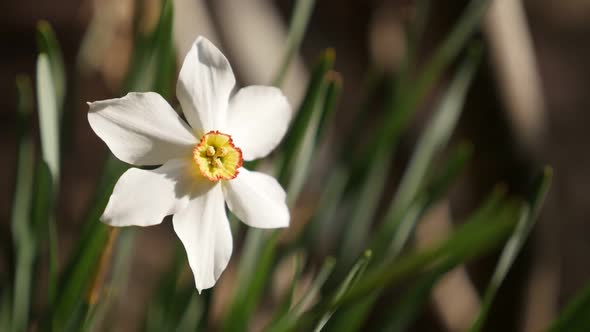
[4,0,571,331]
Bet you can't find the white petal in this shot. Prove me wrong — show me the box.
[173,185,233,293]
[88,92,197,166]
[101,159,194,227]
[223,168,289,229]
[226,86,292,161]
[177,36,236,134]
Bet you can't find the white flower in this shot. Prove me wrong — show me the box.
[87,36,291,292]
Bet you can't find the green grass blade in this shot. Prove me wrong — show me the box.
[28,160,53,327]
[143,245,186,331]
[36,21,66,113]
[279,50,334,202]
[266,258,336,332]
[285,93,325,205]
[548,280,590,332]
[273,252,304,320]
[322,295,374,332]
[306,165,349,249]
[30,161,53,235]
[222,231,280,331]
[80,229,134,332]
[354,0,489,189]
[11,76,34,241]
[46,215,59,306]
[387,51,479,221]
[327,179,502,331]
[375,49,480,258]
[469,167,552,332]
[273,0,316,86]
[11,76,35,332]
[388,0,429,109]
[1,290,12,332]
[151,0,175,97]
[377,260,455,332]
[335,68,384,164]
[36,52,60,307]
[382,143,473,262]
[176,294,204,332]
[142,242,204,332]
[421,142,473,206]
[351,204,518,305]
[123,0,155,93]
[315,251,372,331]
[36,53,60,187]
[292,258,336,315]
[51,157,127,330]
[360,0,489,181]
[11,216,33,331]
[295,195,519,331]
[88,228,136,331]
[415,0,489,99]
[339,152,388,261]
[385,0,489,142]
[279,50,334,162]
[124,0,175,94]
[317,72,342,142]
[341,0,488,259]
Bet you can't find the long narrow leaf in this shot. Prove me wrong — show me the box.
[36,54,60,187]
[376,49,480,258]
[1,291,12,332]
[306,165,349,250]
[548,280,590,332]
[51,157,126,329]
[316,71,342,142]
[469,167,552,331]
[273,0,316,86]
[222,231,280,331]
[36,21,66,112]
[295,197,521,331]
[151,0,175,97]
[381,0,489,146]
[285,89,327,205]
[378,260,456,332]
[273,253,304,320]
[350,0,490,237]
[11,76,35,332]
[176,294,204,332]
[279,49,334,194]
[36,53,60,307]
[315,251,372,331]
[266,258,336,332]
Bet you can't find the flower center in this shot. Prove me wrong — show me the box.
[193,131,243,181]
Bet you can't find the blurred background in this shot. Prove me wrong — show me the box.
[1,0,589,331]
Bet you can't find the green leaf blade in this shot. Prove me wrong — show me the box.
[469,167,553,332]
[36,53,60,186]
[11,75,36,332]
[375,48,481,260]
[36,21,66,112]
[273,0,316,86]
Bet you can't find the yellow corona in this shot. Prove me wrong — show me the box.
[193,131,243,181]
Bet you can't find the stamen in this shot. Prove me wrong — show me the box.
[206,146,216,157]
[213,158,223,168]
[193,130,243,182]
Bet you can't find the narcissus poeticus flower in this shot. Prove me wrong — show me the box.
[87,36,291,292]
